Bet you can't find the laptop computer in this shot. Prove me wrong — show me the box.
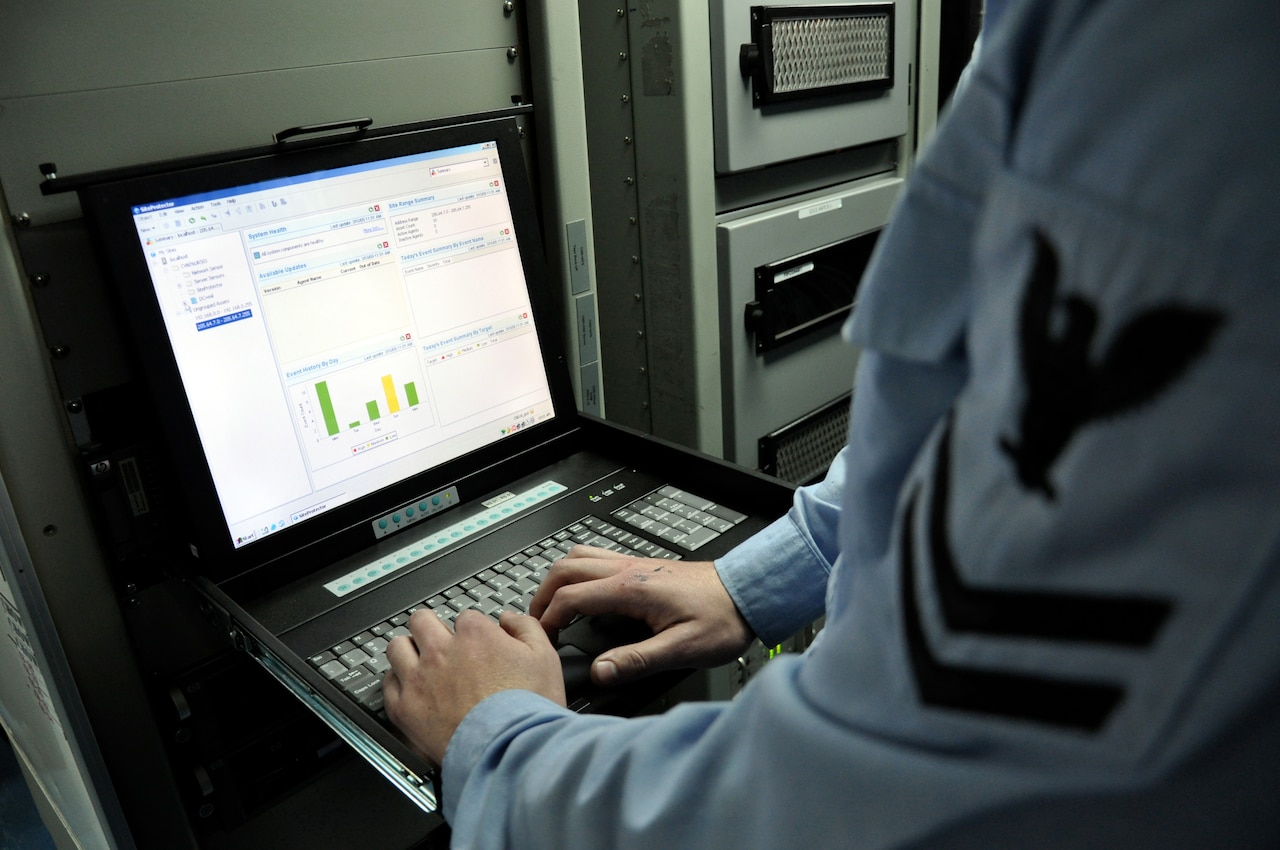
[73,110,792,811]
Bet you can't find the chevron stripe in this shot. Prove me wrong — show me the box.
[899,419,1172,731]
[932,419,1171,645]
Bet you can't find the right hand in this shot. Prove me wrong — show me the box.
[530,545,756,687]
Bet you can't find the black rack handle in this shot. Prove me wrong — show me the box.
[273,117,373,144]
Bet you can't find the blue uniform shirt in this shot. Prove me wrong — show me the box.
[440,0,1280,846]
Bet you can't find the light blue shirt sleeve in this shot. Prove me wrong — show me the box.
[712,447,845,647]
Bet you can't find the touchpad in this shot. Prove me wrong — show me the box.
[558,613,652,659]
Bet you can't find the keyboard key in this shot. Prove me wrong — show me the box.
[492,586,521,605]
[363,637,389,656]
[474,597,503,616]
[350,631,377,646]
[672,518,703,535]
[703,516,735,534]
[319,660,347,680]
[676,525,719,551]
[335,666,371,694]
[706,503,748,524]
[340,648,372,668]
[486,574,515,590]
[365,655,391,676]
[310,651,336,666]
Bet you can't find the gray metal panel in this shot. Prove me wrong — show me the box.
[15,222,133,407]
[1,50,526,224]
[0,0,517,98]
[578,0,651,432]
[626,0,721,451]
[708,0,914,173]
[717,175,901,465]
[1,210,195,848]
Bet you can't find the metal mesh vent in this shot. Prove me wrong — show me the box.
[771,13,892,94]
[759,394,851,485]
[740,4,895,106]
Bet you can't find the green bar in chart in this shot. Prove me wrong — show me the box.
[367,400,381,421]
[315,381,340,436]
[349,420,361,429]
[405,381,419,406]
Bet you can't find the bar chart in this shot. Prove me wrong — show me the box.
[290,348,434,471]
[313,374,421,435]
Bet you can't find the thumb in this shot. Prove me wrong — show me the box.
[592,629,689,687]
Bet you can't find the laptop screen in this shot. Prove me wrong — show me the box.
[81,116,571,576]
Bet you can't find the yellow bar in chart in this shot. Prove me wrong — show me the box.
[381,374,401,414]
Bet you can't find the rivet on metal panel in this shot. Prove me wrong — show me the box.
[617,8,626,17]
[631,255,640,264]
[507,46,519,60]
[42,525,57,537]
[66,399,83,414]
[29,272,49,287]
[624,136,633,145]
[619,52,629,61]
[50,345,70,359]
[621,94,630,103]
[624,176,634,185]
[14,212,31,227]
[503,0,515,14]
[633,293,642,301]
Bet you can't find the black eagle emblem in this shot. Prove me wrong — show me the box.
[1000,232,1225,499]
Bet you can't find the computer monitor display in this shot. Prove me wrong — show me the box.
[81,119,568,574]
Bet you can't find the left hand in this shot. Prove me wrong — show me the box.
[383,609,567,767]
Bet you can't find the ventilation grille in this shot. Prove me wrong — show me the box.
[759,393,851,485]
[771,12,892,94]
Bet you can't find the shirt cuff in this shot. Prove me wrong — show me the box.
[716,512,831,647]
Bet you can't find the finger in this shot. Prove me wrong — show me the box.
[451,608,499,638]
[385,628,420,671]
[382,665,401,702]
[498,610,554,649]
[563,543,631,561]
[592,625,698,687]
[538,569,648,632]
[405,607,452,650]
[529,557,626,620]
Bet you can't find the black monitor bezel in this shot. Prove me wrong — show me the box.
[78,114,580,586]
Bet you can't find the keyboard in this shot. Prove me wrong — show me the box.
[307,486,747,718]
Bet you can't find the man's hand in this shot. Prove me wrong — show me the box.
[383,609,566,767]
[531,546,755,687]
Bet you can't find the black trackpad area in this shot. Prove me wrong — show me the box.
[558,613,652,659]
